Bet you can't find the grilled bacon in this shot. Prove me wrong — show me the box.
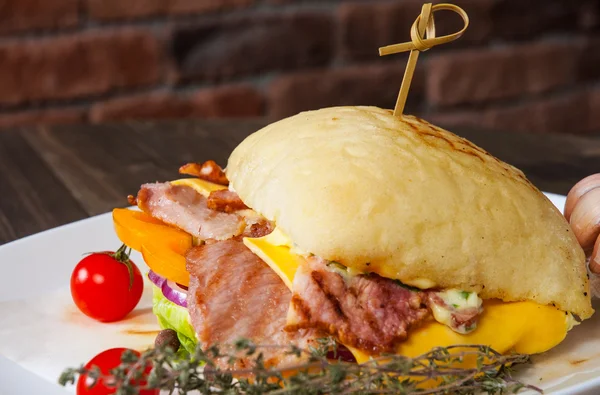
[179,160,229,186]
[207,189,249,213]
[186,240,320,368]
[286,257,430,354]
[137,182,244,240]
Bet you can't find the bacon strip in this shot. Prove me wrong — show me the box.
[179,160,229,186]
[286,257,430,354]
[243,220,274,238]
[207,189,248,213]
[186,239,320,369]
[137,182,244,240]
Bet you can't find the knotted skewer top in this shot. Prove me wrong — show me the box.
[379,3,469,117]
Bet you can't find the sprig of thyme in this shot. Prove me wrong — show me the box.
[59,339,542,394]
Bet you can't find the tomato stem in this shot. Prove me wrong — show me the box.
[112,244,135,290]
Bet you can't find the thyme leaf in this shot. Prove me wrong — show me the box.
[460,291,471,300]
[59,339,541,394]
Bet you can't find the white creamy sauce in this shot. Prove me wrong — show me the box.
[430,289,483,334]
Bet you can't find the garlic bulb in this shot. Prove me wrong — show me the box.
[566,174,600,277]
[564,174,600,222]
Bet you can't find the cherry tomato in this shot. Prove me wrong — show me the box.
[71,245,144,322]
[77,348,158,395]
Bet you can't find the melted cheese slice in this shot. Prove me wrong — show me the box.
[397,299,567,357]
[244,230,570,364]
[243,228,301,289]
[170,178,227,196]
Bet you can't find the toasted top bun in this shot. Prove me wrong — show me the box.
[227,106,593,319]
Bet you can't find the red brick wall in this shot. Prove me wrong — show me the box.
[0,0,599,134]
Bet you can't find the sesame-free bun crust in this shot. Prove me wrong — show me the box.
[227,106,593,319]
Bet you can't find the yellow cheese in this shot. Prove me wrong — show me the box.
[314,302,567,364]
[243,229,302,290]
[259,227,293,247]
[244,233,570,364]
[397,299,568,357]
[170,178,227,197]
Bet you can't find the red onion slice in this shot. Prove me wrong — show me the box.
[148,270,166,288]
[161,279,188,308]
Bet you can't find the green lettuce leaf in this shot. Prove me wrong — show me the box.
[151,285,197,354]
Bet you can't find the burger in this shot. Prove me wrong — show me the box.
[112,106,593,366]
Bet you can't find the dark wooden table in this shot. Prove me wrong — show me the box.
[1,119,600,245]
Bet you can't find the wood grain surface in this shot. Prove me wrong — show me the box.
[1,119,599,245]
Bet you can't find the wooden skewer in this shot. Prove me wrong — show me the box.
[379,3,469,118]
[392,3,432,117]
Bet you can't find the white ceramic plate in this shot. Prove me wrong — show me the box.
[1,192,600,395]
